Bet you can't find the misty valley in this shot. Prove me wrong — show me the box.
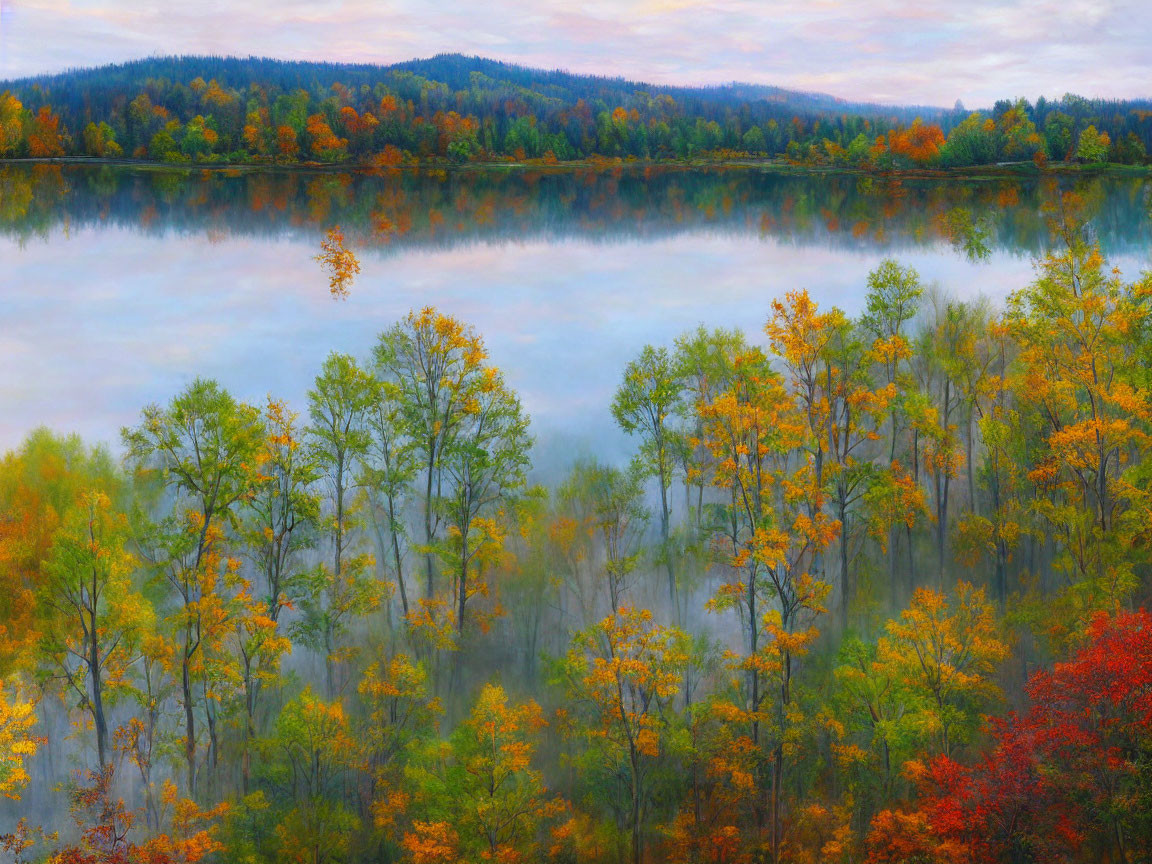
[2,163,1152,864]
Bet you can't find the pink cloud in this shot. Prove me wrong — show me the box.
[0,0,1148,106]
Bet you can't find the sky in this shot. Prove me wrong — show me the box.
[0,0,1148,107]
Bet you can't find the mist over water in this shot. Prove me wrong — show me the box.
[2,164,1150,478]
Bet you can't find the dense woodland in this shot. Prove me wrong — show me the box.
[1,55,1151,168]
[1,191,1151,864]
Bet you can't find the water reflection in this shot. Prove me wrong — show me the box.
[3,163,1150,254]
[1,165,1149,471]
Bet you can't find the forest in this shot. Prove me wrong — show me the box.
[0,54,1151,168]
[1,189,1150,864]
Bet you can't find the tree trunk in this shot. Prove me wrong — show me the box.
[424,444,436,599]
[88,610,108,769]
[182,645,196,796]
[457,533,469,633]
[242,668,255,794]
[839,501,850,633]
[389,496,409,618]
[659,461,677,623]
[630,747,643,864]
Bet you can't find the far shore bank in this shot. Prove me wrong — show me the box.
[2,155,1149,180]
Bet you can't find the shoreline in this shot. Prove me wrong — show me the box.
[2,155,1149,179]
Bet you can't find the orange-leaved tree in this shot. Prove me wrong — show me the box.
[696,343,837,862]
[560,606,688,864]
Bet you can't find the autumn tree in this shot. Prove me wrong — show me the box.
[560,607,687,864]
[81,122,123,158]
[768,289,890,632]
[0,679,39,800]
[315,227,360,300]
[302,353,378,698]
[696,344,837,861]
[1006,195,1151,636]
[888,119,945,165]
[27,106,66,158]
[0,92,25,157]
[1015,609,1152,861]
[50,762,228,864]
[881,583,1006,758]
[373,308,490,601]
[1074,125,1111,163]
[276,125,300,160]
[115,631,176,830]
[404,683,559,863]
[270,688,360,864]
[359,652,441,820]
[0,431,117,678]
[123,378,264,796]
[884,611,1152,863]
[238,398,320,790]
[38,490,151,769]
[306,113,348,161]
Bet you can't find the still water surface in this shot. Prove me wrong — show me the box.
[2,164,1149,472]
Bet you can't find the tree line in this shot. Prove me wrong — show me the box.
[2,193,1152,864]
[1,55,1151,167]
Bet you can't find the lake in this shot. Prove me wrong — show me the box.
[2,163,1150,475]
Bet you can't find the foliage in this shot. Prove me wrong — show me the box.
[4,57,1149,167]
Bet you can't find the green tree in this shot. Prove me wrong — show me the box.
[373,308,490,601]
[82,121,122,158]
[40,490,151,769]
[559,459,649,613]
[612,345,683,619]
[439,366,531,634]
[123,378,263,796]
[1074,124,1111,163]
[672,325,746,538]
[360,374,418,621]
[1044,111,1075,160]
[239,397,320,791]
[302,353,378,699]
[404,683,558,862]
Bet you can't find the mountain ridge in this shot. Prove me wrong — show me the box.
[2,52,954,119]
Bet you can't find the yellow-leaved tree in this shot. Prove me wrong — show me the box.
[402,683,560,863]
[879,582,1007,758]
[695,342,837,862]
[0,680,39,799]
[560,606,688,864]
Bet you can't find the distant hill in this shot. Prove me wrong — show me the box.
[2,53,949,125]
[1,54,1148,168]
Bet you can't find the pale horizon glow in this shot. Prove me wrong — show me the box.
[0,0,1148,107]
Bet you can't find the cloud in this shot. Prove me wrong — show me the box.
[0,0,1147,107]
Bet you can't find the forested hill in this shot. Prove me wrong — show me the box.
[0,53,1150,167]
[4,53,943,124]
